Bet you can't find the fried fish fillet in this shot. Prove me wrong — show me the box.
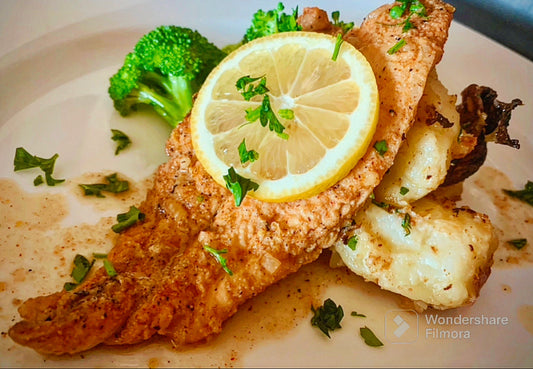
[8,0,454,355]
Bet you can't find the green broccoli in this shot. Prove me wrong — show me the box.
[245,2,302,42]
[222,2,302,54]
[109,26,227,127]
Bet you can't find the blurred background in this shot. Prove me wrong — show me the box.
[1,0,533,61]
[447,0,533,61]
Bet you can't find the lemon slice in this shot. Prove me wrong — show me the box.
[191,32,379,202]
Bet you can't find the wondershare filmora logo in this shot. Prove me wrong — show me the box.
[385,309,419,343]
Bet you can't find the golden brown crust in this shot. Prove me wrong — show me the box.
[9,274,139,355]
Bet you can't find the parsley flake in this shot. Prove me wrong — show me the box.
[260,95,289,139]
[278,108,295,120]
[311,298,344,338]
[372,199,390,209]
[79,173,129,198]
[111,129,131,155]
[503,181,533,207]
[347,235,358,251]
[402,213,412,236]
[63,282,78,292]
[374,140,389,156]
[245,106,262,123]
[408,1,427,17]
[237,75,289,139]
[111,205,145,233]
[390,4,406,19]
[236,75,269,101]
[63,253,118,291]
[71,254,94,284]
[507,238,527,250]
[13,147,65,186]
[332,33,343,61]
[33,175,44,186]
[204,245,233,275]
[400,186,410,195]
[103,259,118,277]
[330,10,354,61]
[388,1,427,53]
[238,139,259,164]
[331,10,355,34]
[390,1,427,22]
[223,167,259,206]
[360,326,384,347]
[370,192,390,209]
[388,38,407,54]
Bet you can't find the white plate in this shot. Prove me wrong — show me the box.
[1,1,532,367]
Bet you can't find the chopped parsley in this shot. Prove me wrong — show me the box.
[63,282,79,292]
[278,108,295,120]
[70,254,94,284]
[407,1,427,16]
[372,199,390,209]
[93,253,118,277]
[310,298,344,338]
[13,147,65,186]
[330,11,354,61]
[332,33,343,61]
[245,105,262,122]
[64,253,117,291]
[236,75,269,101]
[351,311,366,318]
[360,326,384,347]
[111,205,145,233]
[390,3,407,19]
[503,181,533,207]
[238,139,259,164]
[387,38,407,54]
[331,10,355,34]
[388,0,427,53]
[259,95,289,139]
[402,213,412,236]
[223,166,259,206]
[110,129,131,155]
[33,175,44,186]
[79,173,129,198]
[390,0,427,26]
[400,186,410,195]
[347,235,358,251]
[238,75,289,139]
[374,140,388,156]
[507,238,527,250]
[370,192,390,209]
[103,259,118,277]
[204,245,233,275]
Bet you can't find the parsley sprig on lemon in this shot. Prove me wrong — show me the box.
[191,32,379,204]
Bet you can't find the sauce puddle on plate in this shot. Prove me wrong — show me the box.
[1,165,531,367]
[465,166,533,268]
[0,176,400,367]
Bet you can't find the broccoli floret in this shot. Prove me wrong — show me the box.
[109,26,227,127]
[221,3,301,54]
[245,2,302,42]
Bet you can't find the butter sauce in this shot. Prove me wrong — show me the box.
[0,164,531,367]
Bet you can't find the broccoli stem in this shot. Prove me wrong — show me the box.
[135,74,193,127]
